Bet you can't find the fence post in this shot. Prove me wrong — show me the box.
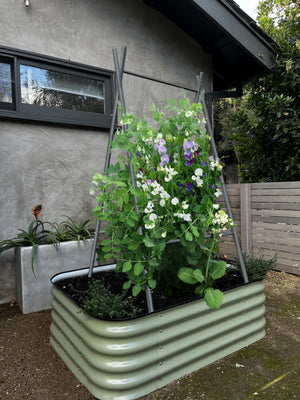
[240,183,252,256]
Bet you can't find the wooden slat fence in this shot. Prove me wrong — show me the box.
[219,181,300,275]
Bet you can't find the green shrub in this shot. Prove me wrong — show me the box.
[235,252,277,281]
[80,279,142,320]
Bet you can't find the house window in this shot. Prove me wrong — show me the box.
[0,58,15,109]
[0,47,113,128]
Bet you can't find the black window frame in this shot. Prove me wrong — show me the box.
[0,46,114,129]
[0,55,16,111]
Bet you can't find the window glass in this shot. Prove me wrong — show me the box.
[0,62,13,103]
[20,64,105,114]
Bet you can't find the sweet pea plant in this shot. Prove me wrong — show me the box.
[91,97,233,309]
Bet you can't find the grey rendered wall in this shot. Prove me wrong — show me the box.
[0,0,212,304]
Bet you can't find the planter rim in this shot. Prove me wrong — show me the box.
[16,238,94,252]
[51,263,116,284]
[51,264,264,322]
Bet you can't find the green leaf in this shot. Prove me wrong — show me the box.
[130,188,140,197]
[177,267,198,284]
[143,234,155,248]
[112,237,121,245]
[204,288,223,309]
[180,235,186,246]
[128,242,140,251]
[194,283,205,296]
[148,259,160,267]
[130,212,140,221]
[134,261,144,276]
[193,205,202,213]
[102,246,112,253]
[101,239,111,246]
[186,255,198,266]
[190,225,199,237]
[123,281,131,290]
[122,260,132,272]
[148,279,156,289]
[209,260,227,280]
[126,218,135,227]
[193,269,205,283]
[132,284,142,297]
[124,192,129,204]
[180,224,187,232]
[185,231,193,241]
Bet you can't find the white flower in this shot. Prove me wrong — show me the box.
[191,174,204,187]
[174,212,192,222]
[144,201,154,214]
[182,201,189,210]
[161,231,167,238]
[215,189,222,198]
[145,223,155,230]
[171,197,179,205]
[90,188,95,195]
[160,191,170,200]
[159,199,166,207]
[210,158,223,171]
[120,114,134,125]
[212,210,230,226]
[194,168,203,177]
[183,213,192,221]
[149,213,157,222]
[154,133,163,143]
[185,111,194,117]
[213,204,220,209]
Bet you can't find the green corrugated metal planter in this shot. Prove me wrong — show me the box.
[50,265,266,400]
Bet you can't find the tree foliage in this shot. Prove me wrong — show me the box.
[229,0,300,182]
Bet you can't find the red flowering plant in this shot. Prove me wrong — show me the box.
[91,97,234,309]
[0,205,95,275]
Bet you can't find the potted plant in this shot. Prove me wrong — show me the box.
[0,205,95,314]
[50,97,266,400]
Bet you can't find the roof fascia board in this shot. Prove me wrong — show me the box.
[193,0,276,70]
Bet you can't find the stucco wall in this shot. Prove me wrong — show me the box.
[0,0,212,304]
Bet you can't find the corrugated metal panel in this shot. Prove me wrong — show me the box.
[50,280,265,400]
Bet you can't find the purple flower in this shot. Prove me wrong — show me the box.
[186,182,194,191]
[160,153,169,166]
[202,161,207,167]
[158,146,167,155]
[136,152,141,158]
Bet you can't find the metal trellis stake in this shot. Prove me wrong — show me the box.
[87,47,127,279]
[195,72,249,284]
[88,47,154,313]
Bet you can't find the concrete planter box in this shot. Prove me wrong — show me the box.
[50,265,266,400]
[15,239,95,314]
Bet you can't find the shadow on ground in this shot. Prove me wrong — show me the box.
[0,270,299,400]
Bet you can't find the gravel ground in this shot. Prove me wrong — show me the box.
[0,270,299,400]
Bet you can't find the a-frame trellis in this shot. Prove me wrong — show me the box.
[88,47,249,314]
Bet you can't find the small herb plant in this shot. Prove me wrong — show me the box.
[235,252,277,281]
[0,205,95,275]
[91,96,234,309]
[80,278,142,320]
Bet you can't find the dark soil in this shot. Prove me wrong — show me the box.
[54,269,245,319]
[1,270,299,400]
